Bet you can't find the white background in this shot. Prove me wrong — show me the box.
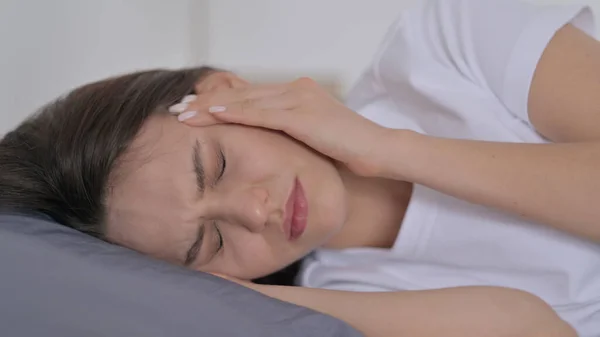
[0,0,206,135]
[0,0,596,135]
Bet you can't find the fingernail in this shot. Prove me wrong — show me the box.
[181,94,197,104]
[177,110,197,121]
[169,103,188,114]
[209,106,227,113]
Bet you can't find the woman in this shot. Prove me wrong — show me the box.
[1,0,599,335]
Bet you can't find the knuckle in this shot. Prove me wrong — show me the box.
[202,92,223,106]
[240,98,254,111]
[239,87,253,98]
[299,89,314,100]
[294,77,317,87]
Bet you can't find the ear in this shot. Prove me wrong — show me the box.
[195,72,249,94]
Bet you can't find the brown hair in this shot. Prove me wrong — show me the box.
[0,66,303,285]
[0,66,215,237]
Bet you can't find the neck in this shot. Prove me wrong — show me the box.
[324,165,413,250]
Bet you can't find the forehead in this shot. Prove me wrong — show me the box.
[106,115,199,262]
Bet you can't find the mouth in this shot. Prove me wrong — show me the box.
[283,177,308,241]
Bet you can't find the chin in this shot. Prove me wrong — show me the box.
[313,207,347,248]
[325,218,346,244]
[321,185,348,237]
[317,214,346,250]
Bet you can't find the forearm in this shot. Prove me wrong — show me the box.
[381,130,600,242]
[251,284,574,337]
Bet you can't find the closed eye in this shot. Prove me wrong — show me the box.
[216,146,226,182]
[212,220,224,257]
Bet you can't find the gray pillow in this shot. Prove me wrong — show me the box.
[0,214,362,337]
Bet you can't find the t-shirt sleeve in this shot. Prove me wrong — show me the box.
[298,254,399,292]
[412,0,595,124]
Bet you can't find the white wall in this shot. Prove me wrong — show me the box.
[207,0,599,95]
[207,0,417,95]
[2,0,598,135]
[0,0,207,135]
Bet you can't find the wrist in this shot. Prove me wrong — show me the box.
[372,128,421,180]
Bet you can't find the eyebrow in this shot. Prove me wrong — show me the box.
[192,140,206,197]
[184,140,207,266]
[184,224,205,266]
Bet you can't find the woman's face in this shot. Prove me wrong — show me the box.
[106,95,348,279]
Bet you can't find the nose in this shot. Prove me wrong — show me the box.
[222,186,270,233]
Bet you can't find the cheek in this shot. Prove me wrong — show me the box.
[238,138,289,165]
[210,235,301,279]
[224,127,298,165]
[226,144,298,187]
[238,151,280,176]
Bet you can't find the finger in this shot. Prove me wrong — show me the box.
[170,83,294,126]
[194,72,249,94]
[172,84,284,117]
[197,83,290,108]
[249,91,300,110]
[167,93,230,125]
[176,98,285,130]
[168,94,199,115]
[174,85,284,121]
[238,83,290,100]
[208,102,289,132]
[167,95,222,126]
[209,91,298,114]
[177,110,225,127]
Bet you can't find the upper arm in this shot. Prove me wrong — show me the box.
[529,24,600,142]
[417,0,596,142]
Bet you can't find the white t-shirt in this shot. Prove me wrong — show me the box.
[299,0,600,335]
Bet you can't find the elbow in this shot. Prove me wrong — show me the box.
[528,317,577,337]
[498,289,577,337]
[527,314,576,337]
[527,317,577,337]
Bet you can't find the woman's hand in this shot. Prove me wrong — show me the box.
[174,78,393,177]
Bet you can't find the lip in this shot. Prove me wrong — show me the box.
[283,178,308,241]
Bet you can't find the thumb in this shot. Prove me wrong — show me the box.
[177,110,225,127]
